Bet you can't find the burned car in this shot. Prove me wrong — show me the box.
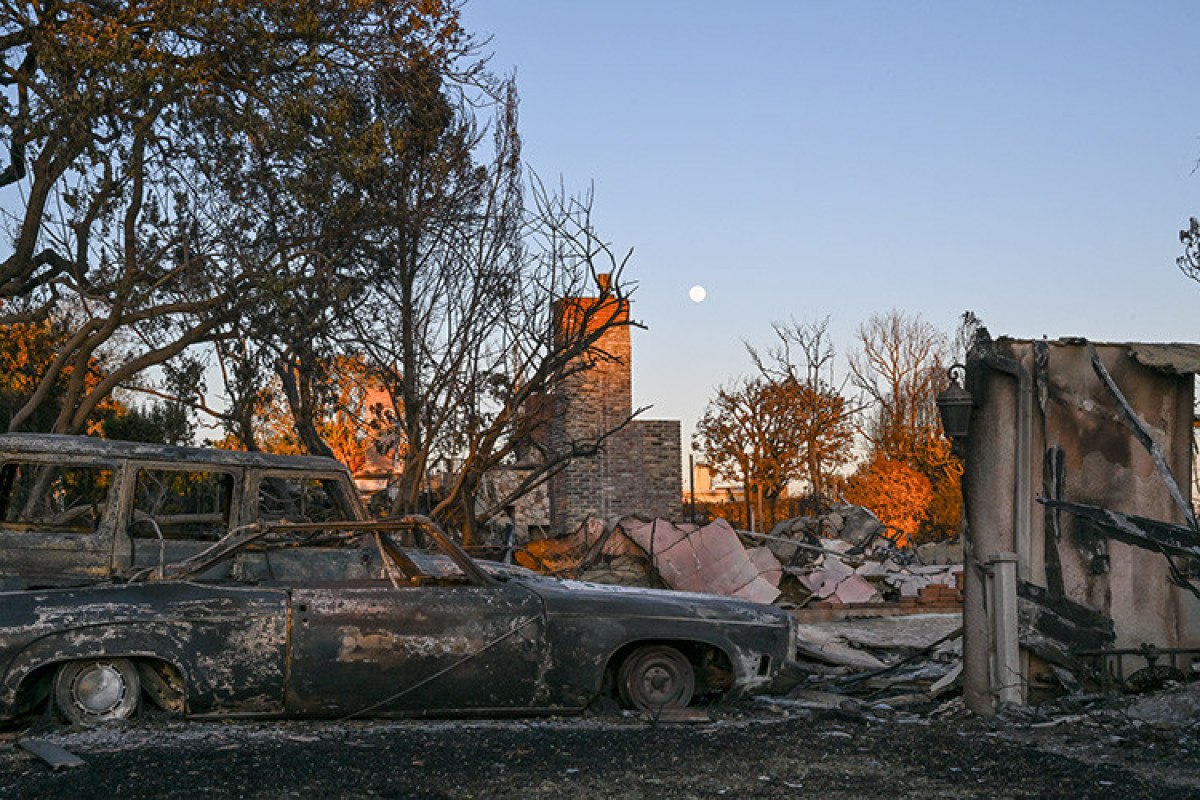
[0,435,795,725]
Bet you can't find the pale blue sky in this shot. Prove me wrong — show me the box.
[464,1,1200,446]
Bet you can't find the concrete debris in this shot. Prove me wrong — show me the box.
[1124,680,1200,728]
[926,662,964,695]
[832,613,964,654]
[833,574,878,605]
[746,546,784,588]
[915,539,964,565]
[793,625,889,670]
[987,681,1200,740]
[742,505,965,610]
[785,613,965,708]
[772,603,1200,737]
[769,503,885,549]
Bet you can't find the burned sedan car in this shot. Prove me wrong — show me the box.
[0,434,795,725]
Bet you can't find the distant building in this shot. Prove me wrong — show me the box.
[690,461,745,505]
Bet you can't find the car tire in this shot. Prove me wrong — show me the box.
[53,658,141,726]
[617,645,695,711]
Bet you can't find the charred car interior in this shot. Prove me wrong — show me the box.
[0,434,795,726]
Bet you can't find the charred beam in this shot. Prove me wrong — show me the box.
[1017,580,1114,674]
[1038,498,1200,558]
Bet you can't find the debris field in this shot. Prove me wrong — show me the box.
[3,690,1198,800]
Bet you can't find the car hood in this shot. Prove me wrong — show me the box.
[510,573,790,628]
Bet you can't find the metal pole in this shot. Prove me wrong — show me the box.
[688,453,696,523]
[756,483,763,533]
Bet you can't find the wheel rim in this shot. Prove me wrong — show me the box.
[55,658,140,724]
[71,663,130,716]
[636,661,682,706]
[620,646,695,710]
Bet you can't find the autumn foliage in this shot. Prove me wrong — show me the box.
[0,321,69,432]
[843,455,933,547]
[694,375,854,531]
[0,320,115,435]
[0,319,187,442]
[846,311,962,544]
[695,311,963,545]
[219,354,396,474]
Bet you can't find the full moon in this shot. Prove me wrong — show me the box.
[688,285,707,303]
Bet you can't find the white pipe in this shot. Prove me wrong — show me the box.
[981,350,1033,580]
[1015,367,1032,581]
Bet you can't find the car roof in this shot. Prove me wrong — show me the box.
[0,434,349,473]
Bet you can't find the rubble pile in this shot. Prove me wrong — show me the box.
[515,505,965,611]
[517,517,652,584]
[517,517,783,604]
[756,505,963,609]
[619,517,782,604]
[778,612,965,707]
[777,615,1200,721]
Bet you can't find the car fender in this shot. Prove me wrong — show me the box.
[532,611,783,703]
[1,622,195,711]
[599,621,779,688]
[0,583,290,717]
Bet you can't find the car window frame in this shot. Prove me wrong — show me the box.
[250,469,363,526]
[127,463,242,542]
[0,455,121,539]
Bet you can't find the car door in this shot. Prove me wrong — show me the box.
[122,463,241,577]
[0,456,120,588]
[285,579,550,717]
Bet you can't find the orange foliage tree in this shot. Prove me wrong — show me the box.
[0,319,126,435]
[848,310,961,543]
[212,353,395,474]
[0,320,72,432]
[695,319,856,531]
[694,376,808,528]
[843,455,934,547]
[1,318,189,442]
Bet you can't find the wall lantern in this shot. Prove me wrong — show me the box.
[936,364,973,448]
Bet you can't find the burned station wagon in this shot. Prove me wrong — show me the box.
[0,434,795,724]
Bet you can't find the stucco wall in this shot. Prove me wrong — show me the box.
[963,337,1200,710]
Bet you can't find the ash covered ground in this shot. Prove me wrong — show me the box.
[2,699,1198,800]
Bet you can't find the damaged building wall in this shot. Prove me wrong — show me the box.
[962,337,1200,713]
[611,420,683,523]
[548,279,682,535]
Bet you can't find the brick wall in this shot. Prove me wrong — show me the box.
[548,285,682,535]
[621,419,683,522]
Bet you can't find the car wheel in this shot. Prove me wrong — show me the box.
[617,645,695,711]
[53,658,141,725]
